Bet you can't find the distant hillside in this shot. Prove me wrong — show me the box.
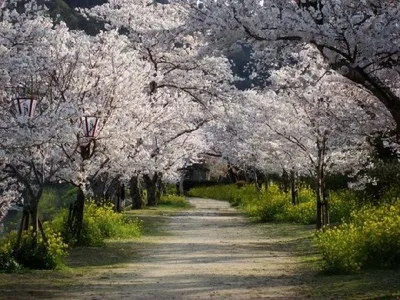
[64,0,107,8]
[48,0,104,34]
[49,0,256,89]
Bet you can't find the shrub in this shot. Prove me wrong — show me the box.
[189,184,358,225]
[159,194,191,208]
[314,202,400,273]
[51,200,143,247]
[352,203,400,268]
[0,232,20,272]
[0,228,68,271]
[249,185,289,221]
[164,183,179,196]
[39,186,77,222]
[284,201,316,224]
[314,223,365,273]
[189,184,259,207]
[329,189,358,223]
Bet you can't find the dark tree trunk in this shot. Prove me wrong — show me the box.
[254,168,263,193]
[264,174,270,191]
[120,183,125,210]
[20,189,40,233]
[316,135,329,230]
[322,181,330,227]
[156,174,163,203]
[16,189,43,250]
[115,181,125,213]
[130,175,144,209]
[30,202,39,233]
[227,161,237,183]
[316,170,323,230]
[144,172,161,206]
[280,169,290,193]
[179,177,185,196]
[15,209,28,250]
[147,181,157,206]
[104,176,120,206]
[73,187,85,241]
[115,188,121,213]
[290,169,298,205]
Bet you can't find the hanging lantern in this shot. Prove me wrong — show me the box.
[81,116,99,138]
[15,97,37,118]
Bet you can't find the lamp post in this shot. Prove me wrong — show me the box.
[15,97,37,118]
[79,116,99,159]
[11,94,46,249]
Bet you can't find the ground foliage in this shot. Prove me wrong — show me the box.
[188,184,356,224]
[51,200,143,247]
[0,227,68,272]
[314,202,400,273]
[159,194,191,208]
[0,199,143,272]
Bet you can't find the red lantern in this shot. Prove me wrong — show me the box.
[15,97,37,118]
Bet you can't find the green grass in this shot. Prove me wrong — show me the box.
[159,194,192,208]
[127,194,192,217]
[261,224,400,299]
[302,269,400,299]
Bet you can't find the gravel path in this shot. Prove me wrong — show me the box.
[75,197,304,300]
[0,197,306,300]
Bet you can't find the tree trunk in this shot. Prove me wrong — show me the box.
[28,189,42,234]
[16,189,43,250]
[316,135,329,230]
[179,177,185,196]
[73,187,85,242]
[254,168,262,193]
[144,173,159,207]
[147,181,157,206]
[130,175,144,209]
[160,180,167,195]
[316,172,323,230]
[264,174,272,191]
[156,174,163,205]
[29,201,39,233]
[143,172,162,206]
[115,181,124,213]
[120,183,125,211]
[290,169,298,205]
[322,179,330,227]
[16,209,29,250]
[227,161,237,183]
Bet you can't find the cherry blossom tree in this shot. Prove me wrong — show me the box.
[179,0,400,137]
[0,2,74,234]
[251,49,391,228]
[0,1,150,239]
[87,0,237,206]
[202,45,392,228]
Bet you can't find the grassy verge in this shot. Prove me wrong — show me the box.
[189,184,356,224]
[257,223,400,299]
[127,194,192,217]
[303,268,400,299]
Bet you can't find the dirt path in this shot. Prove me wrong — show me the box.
[0,198,308,300]
[75,198,306,299]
